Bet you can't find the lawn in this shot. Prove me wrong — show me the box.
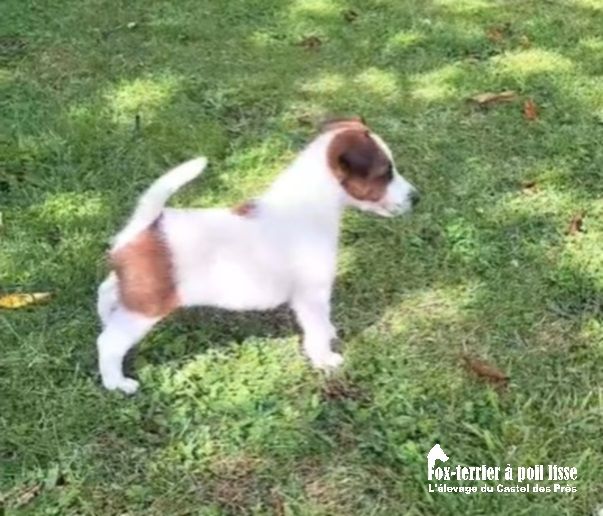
[1,0,603,514]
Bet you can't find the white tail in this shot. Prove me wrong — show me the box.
[112,157,207,250]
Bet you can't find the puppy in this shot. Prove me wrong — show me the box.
[96,118,419,393]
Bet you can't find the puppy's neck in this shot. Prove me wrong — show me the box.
[261,134,346,225]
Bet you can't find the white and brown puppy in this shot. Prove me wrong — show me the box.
[97,118,419,394]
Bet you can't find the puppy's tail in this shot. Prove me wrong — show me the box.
[112,157,207,250]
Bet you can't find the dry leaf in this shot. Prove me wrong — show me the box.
[567,212,585,235]
[486,27,504,43]
[299,36,322,51]
[343,9,359,22]
[271,488,286,516]
[1,483,43,508]
[519,35,531,48]
[520,179,539,194]
[462,354,509,386]
[0,292,51,309]
[15,483,42,508]
[486,22,512,43]
[321,377,368,402]
[295,113,315,126]
[523,98,538,120]
[468,90,517,107]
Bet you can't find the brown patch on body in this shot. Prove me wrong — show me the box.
[232,200,257,217]
[327,127,392,202]
[110,218,178,318]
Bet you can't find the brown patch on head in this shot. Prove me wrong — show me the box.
[327,128,393,202]
[232,200,257,217]
[110,217,179,318]
[319,116,366,133]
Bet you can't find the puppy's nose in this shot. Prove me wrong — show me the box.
[410,189,421,207]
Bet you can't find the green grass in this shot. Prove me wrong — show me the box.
[1,0,603,514]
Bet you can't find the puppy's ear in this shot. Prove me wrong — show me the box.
[327,128,391,202]
[319,116,366,133]
[335,130,380,178]
[339,138,375,177]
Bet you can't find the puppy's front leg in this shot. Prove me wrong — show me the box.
[291,288,343,370]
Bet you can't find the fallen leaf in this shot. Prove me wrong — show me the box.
[486,22,513,43]
[523,98,538,120]
[567,212,585,235]
[486,27,504,43]
[462,354,509,386]
[520,179,539,194]
[0,292,51,309]
[3,483,42,508]
[519,35,531,48]
[343,9,359,22]
[299,36,322,51]
[321,377,368,402]
[271,488,285,516]
[468,90,517,107]
[296,113,314,126]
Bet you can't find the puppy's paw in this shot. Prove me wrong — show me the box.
[103,376,140,395]
[311,351,344,371]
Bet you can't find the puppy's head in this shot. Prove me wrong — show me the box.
[324,117,419,217]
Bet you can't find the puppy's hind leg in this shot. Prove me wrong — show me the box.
[97,272,119,327]
[97,307,159,394]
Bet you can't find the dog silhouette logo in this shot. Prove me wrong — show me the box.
[427,444,449,480]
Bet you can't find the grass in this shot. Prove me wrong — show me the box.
[1,0,603,513]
